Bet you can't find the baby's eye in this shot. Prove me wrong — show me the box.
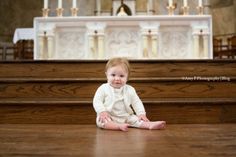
[111,74,116,77]
[120,75,124,77]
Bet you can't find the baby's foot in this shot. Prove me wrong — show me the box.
[118,123,129,131]
[149,121,166,130]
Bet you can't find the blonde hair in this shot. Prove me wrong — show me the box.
[105,57,130,76]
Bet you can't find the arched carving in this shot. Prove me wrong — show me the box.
[116,3,132,16]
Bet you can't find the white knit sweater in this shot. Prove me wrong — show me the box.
[93,83,146,116]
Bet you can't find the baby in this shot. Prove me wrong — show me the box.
[93,57,166,131]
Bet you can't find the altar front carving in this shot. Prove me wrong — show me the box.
[34,15,213,60]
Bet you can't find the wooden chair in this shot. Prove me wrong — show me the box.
[227,36,236,59]
[0,45,16,61]
[213,37,233,59]
[14,40,33,60]
[213,38,223,59]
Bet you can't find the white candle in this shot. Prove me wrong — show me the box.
[183,0,187,7]
[96,0,101,15]
[148,0,153,9]
[72,0,76,8]
[58,0,62,8]
[169,0,173,6]
[44,0,48,9]
[198,0,202,7]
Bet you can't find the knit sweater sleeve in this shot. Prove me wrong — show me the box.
[93,84,107,114]
[129,86,146,116]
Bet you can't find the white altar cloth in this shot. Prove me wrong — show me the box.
[13,28,34,44]
[34,15,213,60]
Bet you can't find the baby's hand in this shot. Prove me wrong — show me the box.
[138,114,150,122]
[99,111,111,123]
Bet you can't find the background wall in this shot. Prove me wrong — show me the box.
[0,0,42,43]
[0,0,235,44]
[211,0,235,35]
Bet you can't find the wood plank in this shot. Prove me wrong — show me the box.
[0,124,235,157]
[0,104,96,124]
[1,60,236,78]
[0,101,235,124]
[1,81,235,99]
[146,103,236,124]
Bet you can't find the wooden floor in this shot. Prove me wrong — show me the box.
[0,124,235,157]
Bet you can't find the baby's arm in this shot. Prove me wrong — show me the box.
[93,85,112,123]
[138,114,150,122]
[99,111,112,123]
[129,86,147,116]
[93,85,106,114]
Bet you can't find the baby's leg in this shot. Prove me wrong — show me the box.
[140,121,166,130]
[104,121,129,131]
[96,116,129,131]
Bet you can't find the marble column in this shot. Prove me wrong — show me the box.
[47,36,54,58]
[151,35,158,57]
[203,0,211,15]
[88,35,95,58]
[142,35,149,58]
[98,35,104,59]
[193,35,200,58]
[96,0,101,16]
[86,22,106,59]
[140,22,160,58]
[203,35,209,58]
[38,36,46,59]
[147,0,154,15]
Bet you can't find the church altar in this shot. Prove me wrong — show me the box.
[34,15,213,60]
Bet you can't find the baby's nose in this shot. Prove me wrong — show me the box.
[115,76,120,80]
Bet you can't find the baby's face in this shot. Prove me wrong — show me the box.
[106,65,128,89]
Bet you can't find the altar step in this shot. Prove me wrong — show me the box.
[1,78,235,101]
[0,60,236,124]
[0,97,235,124]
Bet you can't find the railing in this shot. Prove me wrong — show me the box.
[213,34,236,59]
[0,45,15,61]
[0,40,33,61]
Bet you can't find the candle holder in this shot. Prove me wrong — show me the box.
[166,3,177,15]
[56,8,64,17]
[42,8,50,17]
[197,6,204,15]
[71,8,79,17]
[182,6,189,15]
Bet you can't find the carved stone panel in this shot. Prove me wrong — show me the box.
[159,26,192,59]
[55,28,86,59]
[106,27,140,58]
